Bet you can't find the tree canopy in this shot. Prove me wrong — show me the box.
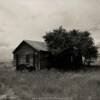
[43,26,98,66]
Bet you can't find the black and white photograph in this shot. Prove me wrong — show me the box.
[0,0,100,100]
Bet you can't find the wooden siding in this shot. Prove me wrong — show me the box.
[14,43,35,67]
[13,42,49,71]
[15,43,34,55]
[15,55,33,66]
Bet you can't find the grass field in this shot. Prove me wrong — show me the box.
[0,62,100,100]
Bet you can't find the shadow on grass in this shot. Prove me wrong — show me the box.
[81,64,100,71]
[15,63,100,73]
[47,64,100,73]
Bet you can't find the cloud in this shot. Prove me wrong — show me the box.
[0,0,100,60]
[0,41,9,48]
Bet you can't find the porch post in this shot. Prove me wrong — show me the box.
[38,52,40,70]
[33,52,35,70]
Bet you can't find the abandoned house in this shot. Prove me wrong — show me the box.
[13,40,82,71]
[13,40,49,70]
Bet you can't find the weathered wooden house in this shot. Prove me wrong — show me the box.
[13,40,83,71]
[13,40,49,70]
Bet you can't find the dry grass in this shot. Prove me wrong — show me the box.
[0,62,100,100]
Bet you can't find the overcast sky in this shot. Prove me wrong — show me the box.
[0,0,100,61]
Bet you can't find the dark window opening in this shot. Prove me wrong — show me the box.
[26,54,30,63]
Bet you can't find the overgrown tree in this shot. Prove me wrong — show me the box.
[43,26,98,66]
[69,30,98,65]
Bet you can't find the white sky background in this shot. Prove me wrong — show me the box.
[0,0,100,61]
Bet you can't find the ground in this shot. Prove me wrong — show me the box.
[0,62,100,100]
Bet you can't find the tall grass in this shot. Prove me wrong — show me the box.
[0,63,100,100]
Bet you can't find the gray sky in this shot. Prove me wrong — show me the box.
[0,0,100,61]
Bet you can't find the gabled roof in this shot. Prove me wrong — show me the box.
[24,40,48,51]
[13,40,48,53]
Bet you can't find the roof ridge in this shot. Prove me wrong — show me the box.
[23,40,48,51]
[24,40,45,43]
[13,40,48,53]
